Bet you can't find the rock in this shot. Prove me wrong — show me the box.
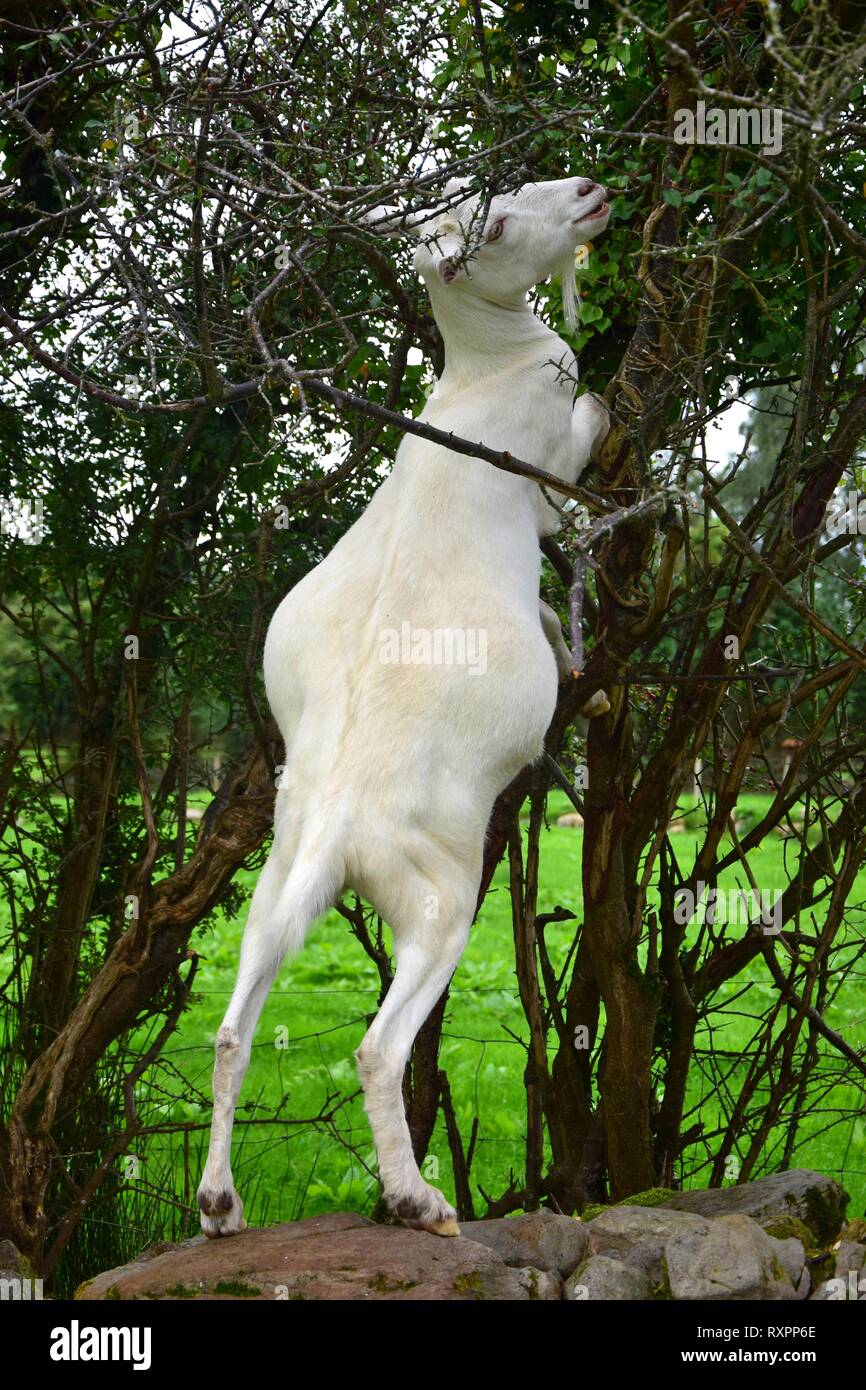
[586,1205,711,1285]
[0,1239,33,1280]
[763,1215,816,1249]
[617,1187,680,1208]
[664,1214,798,1301]
[565,1254,652,1301]
[459,1209,588,1277]
[771,1235,807,1286]
[76,1212,560,1301]
[556,812,583,828]
[585,1202,804,1299]
[514,1267,563,1299]
[662,1170,848,1244]
[832,1240,866,1279]
[579,1189,678,1226]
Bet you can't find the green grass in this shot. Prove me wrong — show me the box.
[140,789,866,1229]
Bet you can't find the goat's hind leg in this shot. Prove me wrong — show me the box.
[355,880,473,1237]
[198,831,302,1237]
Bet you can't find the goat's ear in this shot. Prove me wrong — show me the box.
[359,203,440,239]
[440,177,474,203]
[359,204,409,237]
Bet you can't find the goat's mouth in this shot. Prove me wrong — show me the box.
[574,198,608,225]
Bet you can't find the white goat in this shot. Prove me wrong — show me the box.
[198,175,612,1237]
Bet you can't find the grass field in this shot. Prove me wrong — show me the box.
[137,790,866,1231]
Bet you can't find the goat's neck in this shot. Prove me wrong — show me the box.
[428,287,562,387]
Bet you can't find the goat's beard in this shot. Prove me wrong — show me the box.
[561,255,580,331]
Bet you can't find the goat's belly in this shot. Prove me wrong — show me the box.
[265,560,558,795]
[354,626,559,788]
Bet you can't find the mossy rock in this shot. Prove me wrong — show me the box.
[795,1182,848,1246]
[212,1278,261,1297]
[618,1187,679,1209]
[367,1272,418,1294]
[809,1252,836,1285]
[0,1240,37,1283]
[764,1215,818,1251]
[662,1170,848,1245]
[581,1188,677,1223]
[654,1259,674,1301]
[839,1217,866,1245]
[452,1270,487,1299]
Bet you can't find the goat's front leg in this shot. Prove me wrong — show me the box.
[572,390,611,469]
[539,599,609,718]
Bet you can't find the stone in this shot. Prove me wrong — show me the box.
[763,1215,816,1248]
[76,1212,561,1301]
[832,1240,866,1279]
[617,1187,680,1208]
[771,1235,806,1286]
[565,1254,652,1301]
[664,1214,798,1301]
[458,1209,588,1277]
[514,1267,563,1299]
[662,1169,848,1244]
[556,812,583,828]
[0,1239,32,1279]
[586,1204,711,1285]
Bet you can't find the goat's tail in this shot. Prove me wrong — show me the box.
[272,821,346,958]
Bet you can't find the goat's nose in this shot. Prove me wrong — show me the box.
[576,179,597,196]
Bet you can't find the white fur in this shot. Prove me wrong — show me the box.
[198,175,611,1237]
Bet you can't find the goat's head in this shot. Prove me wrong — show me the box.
[364,175,610,326]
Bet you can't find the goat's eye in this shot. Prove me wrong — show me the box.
[487,217,506,243]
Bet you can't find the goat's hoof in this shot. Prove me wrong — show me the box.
[580,689,610,719]
[423,1216,461,1238]
[386,1187,460,1237]
[197,1182,246,1238]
